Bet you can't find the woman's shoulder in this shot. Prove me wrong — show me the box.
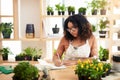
[61,36,69,42]
[61,36,69,44]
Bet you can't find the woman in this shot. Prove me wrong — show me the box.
[53,14,98,66]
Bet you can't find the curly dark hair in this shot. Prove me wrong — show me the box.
[63,14,92,41]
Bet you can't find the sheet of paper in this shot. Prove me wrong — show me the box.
[35,59,66,70]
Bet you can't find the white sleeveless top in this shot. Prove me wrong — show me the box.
[64,40,90,60]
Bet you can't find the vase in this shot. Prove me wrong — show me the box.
[26,24,35,38]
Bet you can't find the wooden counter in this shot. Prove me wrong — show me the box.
[0,61,120,80]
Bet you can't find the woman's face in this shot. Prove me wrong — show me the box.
[67,22,78,37]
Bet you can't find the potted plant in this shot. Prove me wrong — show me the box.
[67,6,75,15]
[99,46,109,61]
[99,0,108,15]
[0,47,12,60]
[33,48,42,61]
[98,18,109,38]
[52,24,59,34]
[55,3,61,15]
[47,5,54,15]
[75,59,108,80]
[22,47,35,60]
[15,53,25,61]
[78,7,86,15]
[60,4,66,15]
[0,22,13,39]
[87,0,100,15]
[13,62,39,80]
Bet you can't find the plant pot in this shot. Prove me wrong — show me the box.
[113,54,120,62]
[99,31,107,38]
[2,31,11,39]
[24,55,32,61]
[15,56,24,61]
[68,11,71,15]
[13,76,39,80]
[51,12,54,15]
[92,9,97,15]
[78,76,101,80]
[2,54,8,60]
[47,11,50,15]
[33,56,41,61]
[100,58,107,61]
[102,72,106,78]
[118,34,120,39]
[100,9,106,15]
[118,46,120,51]
[78,76,89,80]
[79,12,86,15]
[58,11,61,15]
[72,11,75,15]
[61,11,65,15]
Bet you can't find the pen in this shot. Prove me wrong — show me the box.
[57,53,60,60]
[56,53,63,65]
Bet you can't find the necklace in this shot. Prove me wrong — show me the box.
[73,46,78,50]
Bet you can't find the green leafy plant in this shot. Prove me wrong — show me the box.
[0,47,12,60]
[99,0,108,9]
[87,0,100,15]
[68,6,75,12]
[91,24,97,32]
[99,46,109,61]
[33,48,42,61]
[55,3,61,12]
[60,4,66,12]
[55,3,66,15]
[47,5,53,12]
[0,22,13,38]
[67,6,75,15]
[15,47,42,61]
[13,62,39,80]
[99,0,108,15]
[15,53,25,61]
[99,18,109,31]
[78,7,86,15]
[47,5,54,15]
[18,47,35,60]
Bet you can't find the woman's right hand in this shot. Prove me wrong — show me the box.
[54,59,63,67]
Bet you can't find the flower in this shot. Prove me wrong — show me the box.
[75,59,111,80]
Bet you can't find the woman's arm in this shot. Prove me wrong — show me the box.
[53,37,67,66]
[89,35,98,57]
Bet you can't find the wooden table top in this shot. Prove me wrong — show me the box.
[0,61,120,80]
